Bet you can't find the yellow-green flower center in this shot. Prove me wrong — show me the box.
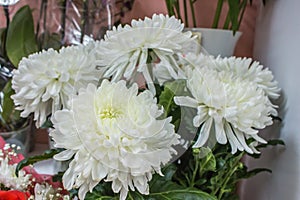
[99,107,121,119]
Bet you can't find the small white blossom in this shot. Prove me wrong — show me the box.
[50,80,180,200]
[12,44,101,127]
[34,182,70,200]
[0,155,31,191]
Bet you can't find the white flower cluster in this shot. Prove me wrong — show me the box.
[33,183,71,200]
[0,145,31,191]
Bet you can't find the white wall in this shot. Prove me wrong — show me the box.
[241,0,300,199]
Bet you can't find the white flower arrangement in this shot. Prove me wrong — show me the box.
[11,14,282,200]
[0,146,31,191]
[0,139,72,199]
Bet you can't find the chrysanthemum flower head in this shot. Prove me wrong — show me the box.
[50,80,180,200]
[12,44,101,127]
[174,66,277,154]
[212,56,281,99]
[94,14,197,89]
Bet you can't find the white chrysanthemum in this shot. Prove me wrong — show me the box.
[0,155,31,191]
[50,80,180,200]
[12,44,101,127]
[212,56,280,99]
[178,52,215,72]
[174,67,277,154]
[94,14,195,88]
[153,52,215,85]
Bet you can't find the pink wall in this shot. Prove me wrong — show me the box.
[0,0,259,57]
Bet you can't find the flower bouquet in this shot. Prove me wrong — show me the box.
[10,14,282,200]
[0,135,71,199]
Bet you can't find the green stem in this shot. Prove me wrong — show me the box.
[212,0,224,28]
[212,153,244,199]
[189,0,197,27]
[165,0,175,16]
[174,175,188,187]
[217,164,239,200]
[199,154,211,178]
[190,156,199,187]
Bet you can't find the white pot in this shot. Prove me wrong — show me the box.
[185,28,242,57]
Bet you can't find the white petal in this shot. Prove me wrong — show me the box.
[193,117,213,148]
[214,117,227,144]
[174,96,198,108]
[54,150,76,161]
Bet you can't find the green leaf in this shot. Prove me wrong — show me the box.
[150,164,181,192]
[127,191,145,200]
[149,189,216,200]
[0,80,14,126]
[212,0,224,28]
[86,195,118,200]
[84,164,216,200]
[158,80,187,118]
[85,181,116,199]
[165,80,188,95]
[227,0,240,34]
[198,147,216,174]
[0,80,26,130]
[238,168,272,180]
[6,5,38,67]
[148,164,216,200]
[89,196,118,200]
[16,148,63,175]
[209,150,244,198]
[165,0,177,16]
[0,27,6,56]
[158,80,187,131]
